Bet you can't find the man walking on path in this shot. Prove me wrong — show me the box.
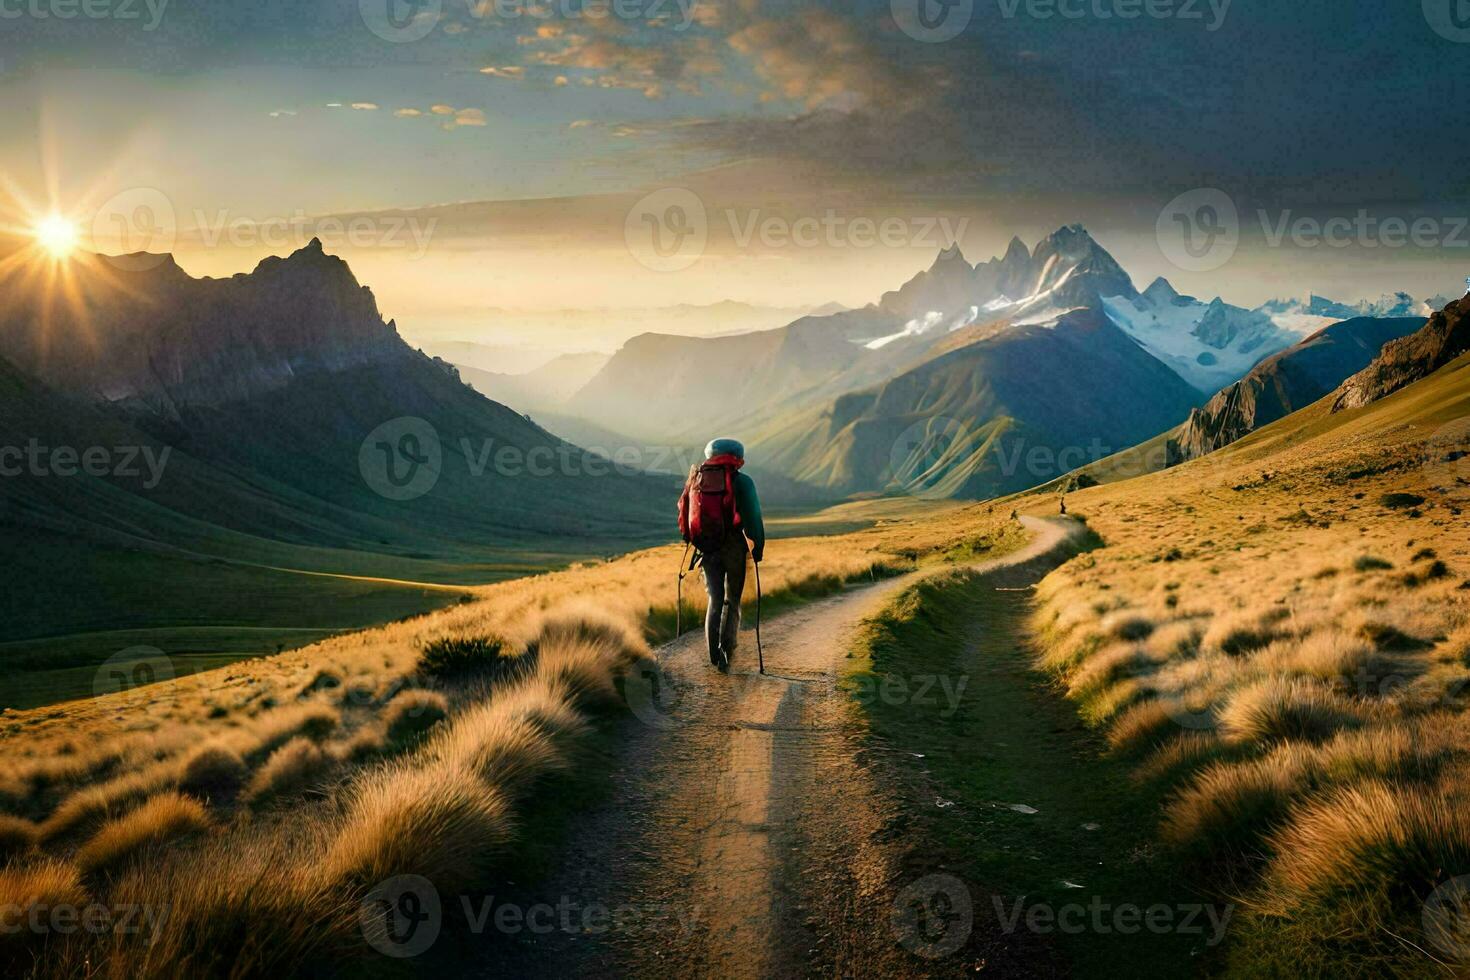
[677,438,765,673]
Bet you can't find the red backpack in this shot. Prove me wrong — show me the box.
[678,453,744,553]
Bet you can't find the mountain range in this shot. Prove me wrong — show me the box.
[531,225,1446,501]
[0,241,672,666]
[1174,315,1428,461]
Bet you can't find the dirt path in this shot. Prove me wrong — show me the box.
[477,516,1083,979]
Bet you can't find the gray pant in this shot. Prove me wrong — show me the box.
[702,538,748,663]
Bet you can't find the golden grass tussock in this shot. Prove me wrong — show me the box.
[0,858,87,957]
[243,738,333,805]
[382,689,450,747]
[76,792,210,877]
[430,695,568,798]
[1201,606,1282,657]
[68,830,357,979]
[177,742,249,801]
[1162,746,1316,856]
[1265,779,1470,908]
[40,767,175,843]
[1026,386,1470,973]
[323,761,513,894]
[1216,677,1364,745]
[0,814,38,859]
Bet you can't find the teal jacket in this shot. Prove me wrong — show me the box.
[733,471,766,561]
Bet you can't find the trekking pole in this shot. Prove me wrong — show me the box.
[676,542,690,639]
[754,558,765,675]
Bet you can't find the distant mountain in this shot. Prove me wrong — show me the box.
[875,225,1137,332]
[564,307,901,443]
[1333,295,1470,412]
[1105,286,1448,396]
[1103,279,1310,394]
[1175,315,1428,460]
[0,242,672,648]
[0,241,404,413]
[568,225,1149,447]
[759,308,1202,500]
[417,340,560,376]
[457,352,611,416]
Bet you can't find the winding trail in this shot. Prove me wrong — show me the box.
[479,516,1084,979]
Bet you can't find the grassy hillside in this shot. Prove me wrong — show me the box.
[762,308,1202,499]
[0,494,993,975]
[1016,351,1470,975]
[0,240,683,709]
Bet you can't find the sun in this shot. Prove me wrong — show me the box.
[33,214,79,258]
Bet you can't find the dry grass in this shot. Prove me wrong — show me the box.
[324,761,513,892]
[381,689,449,747]
[243,738,332,806]
[0,815,38,859]
[177,743,248,801]
[76,792,210,877]
[1028,358,1470,974]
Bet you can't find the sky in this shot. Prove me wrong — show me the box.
[1,0,1466,347]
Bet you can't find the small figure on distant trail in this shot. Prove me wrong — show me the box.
[677,438,766,674]
[1059,494,1067,516]
[1009,508,1019,522]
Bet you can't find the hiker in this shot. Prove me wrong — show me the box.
[677,438,765,673]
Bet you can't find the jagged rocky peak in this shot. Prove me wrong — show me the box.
[931,242,970,269]
[0,238,408,411]
[1143,276,1187,306]
[1333,294,1470,411]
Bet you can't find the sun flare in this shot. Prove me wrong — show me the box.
[34,213,79,258]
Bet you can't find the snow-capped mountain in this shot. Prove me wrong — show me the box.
[1101,279,1303,394]
[1102,282,1445,395]
[866,225,1140,349]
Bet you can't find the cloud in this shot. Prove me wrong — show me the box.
[450,108,487,128]
[524,23,725,100]
[430,105,455,115]
[394,108,423,117]
[351,102,379,111]
[479,66,525,78]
